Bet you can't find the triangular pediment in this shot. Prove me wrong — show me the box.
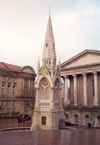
[61,49,100,69]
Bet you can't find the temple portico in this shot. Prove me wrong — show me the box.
[61,49,100,127]
[62,70,99,106]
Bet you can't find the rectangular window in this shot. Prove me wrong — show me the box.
[13,78,16,82]
[13,86,15,95]
[2,85,4,95]
[49,60,50,65]
[2,76,5,81]
[1,100,4,108]
[92,80,95,97]
[41,116,46,125]
[7,100,10,108]
[24,101,28,109]
[12,100,16,108]
[8,77,10,82]
[7,85,10,95]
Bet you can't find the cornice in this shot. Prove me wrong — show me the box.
[61,49,100,68]
[61,62,100,71]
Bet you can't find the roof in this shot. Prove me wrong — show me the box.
[61,49,100,67]
[42,13,56,60]
[0,62,21,71]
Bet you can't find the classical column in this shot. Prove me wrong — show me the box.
[93,71,98,106]
[73,73,77,106]
[62,78,65,102]
[64,75,68,104]
[82,72,87,106]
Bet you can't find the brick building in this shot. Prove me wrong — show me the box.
[0,62,36,118]
[61,49,100,127]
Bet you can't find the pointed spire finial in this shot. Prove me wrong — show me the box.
[59,57,61,72]
[49,5,51,16]
[59,57,60,65]
[37,55,40,72]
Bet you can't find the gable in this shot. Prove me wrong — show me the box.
[20,66,36,75]
[62,53,100,69]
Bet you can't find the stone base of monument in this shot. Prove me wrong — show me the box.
[59,119,66,129]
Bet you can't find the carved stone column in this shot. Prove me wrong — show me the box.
[82,72,87,106]
[63,78,65,99]
[64,75,68,104]
[73,73,77,106]
[93,71,98,106]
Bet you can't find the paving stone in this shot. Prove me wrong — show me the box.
[0,130,100,145]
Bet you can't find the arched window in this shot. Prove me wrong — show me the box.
[7,85,10,95]
[75,114,78,123]
[65,114,68,120]
[85,115,89,118]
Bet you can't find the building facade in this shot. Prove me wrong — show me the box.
[31,12,64,130]
[0,62,36,118]
[61,49,100,127]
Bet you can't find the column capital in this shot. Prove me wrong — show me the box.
[64,74,68,79]
[72,73,76,77]
[92,71,97,75]
[82,72,87,76]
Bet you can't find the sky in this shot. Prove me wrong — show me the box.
[0,0,100,73]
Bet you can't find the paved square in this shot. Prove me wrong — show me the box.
[0,130,100,145]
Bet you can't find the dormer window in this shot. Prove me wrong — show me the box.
[46,43,48,47]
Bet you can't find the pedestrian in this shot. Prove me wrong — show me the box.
[88,122,91,129]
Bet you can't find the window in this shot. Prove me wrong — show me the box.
[24,101,28,109]
[7,100,10,108]
[12,100,16,108]
[41,116,46,125]
[49,60,50,65]
[46,43,48,47]
[8,77,10,82]
[2,84,4,95]
[7,85,10,95]
[13,78,16,82]
[75,114,78,123]
[1,100,4,108]
[85,115,89,118]
[2,76,5,81]
[92,79,95,97]
[13,86,15,95]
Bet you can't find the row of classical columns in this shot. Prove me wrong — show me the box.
[64,71,98,106]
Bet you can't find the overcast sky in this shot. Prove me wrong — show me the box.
[0,0,100,73]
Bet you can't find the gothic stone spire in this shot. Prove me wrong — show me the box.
[42,11,56,69]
